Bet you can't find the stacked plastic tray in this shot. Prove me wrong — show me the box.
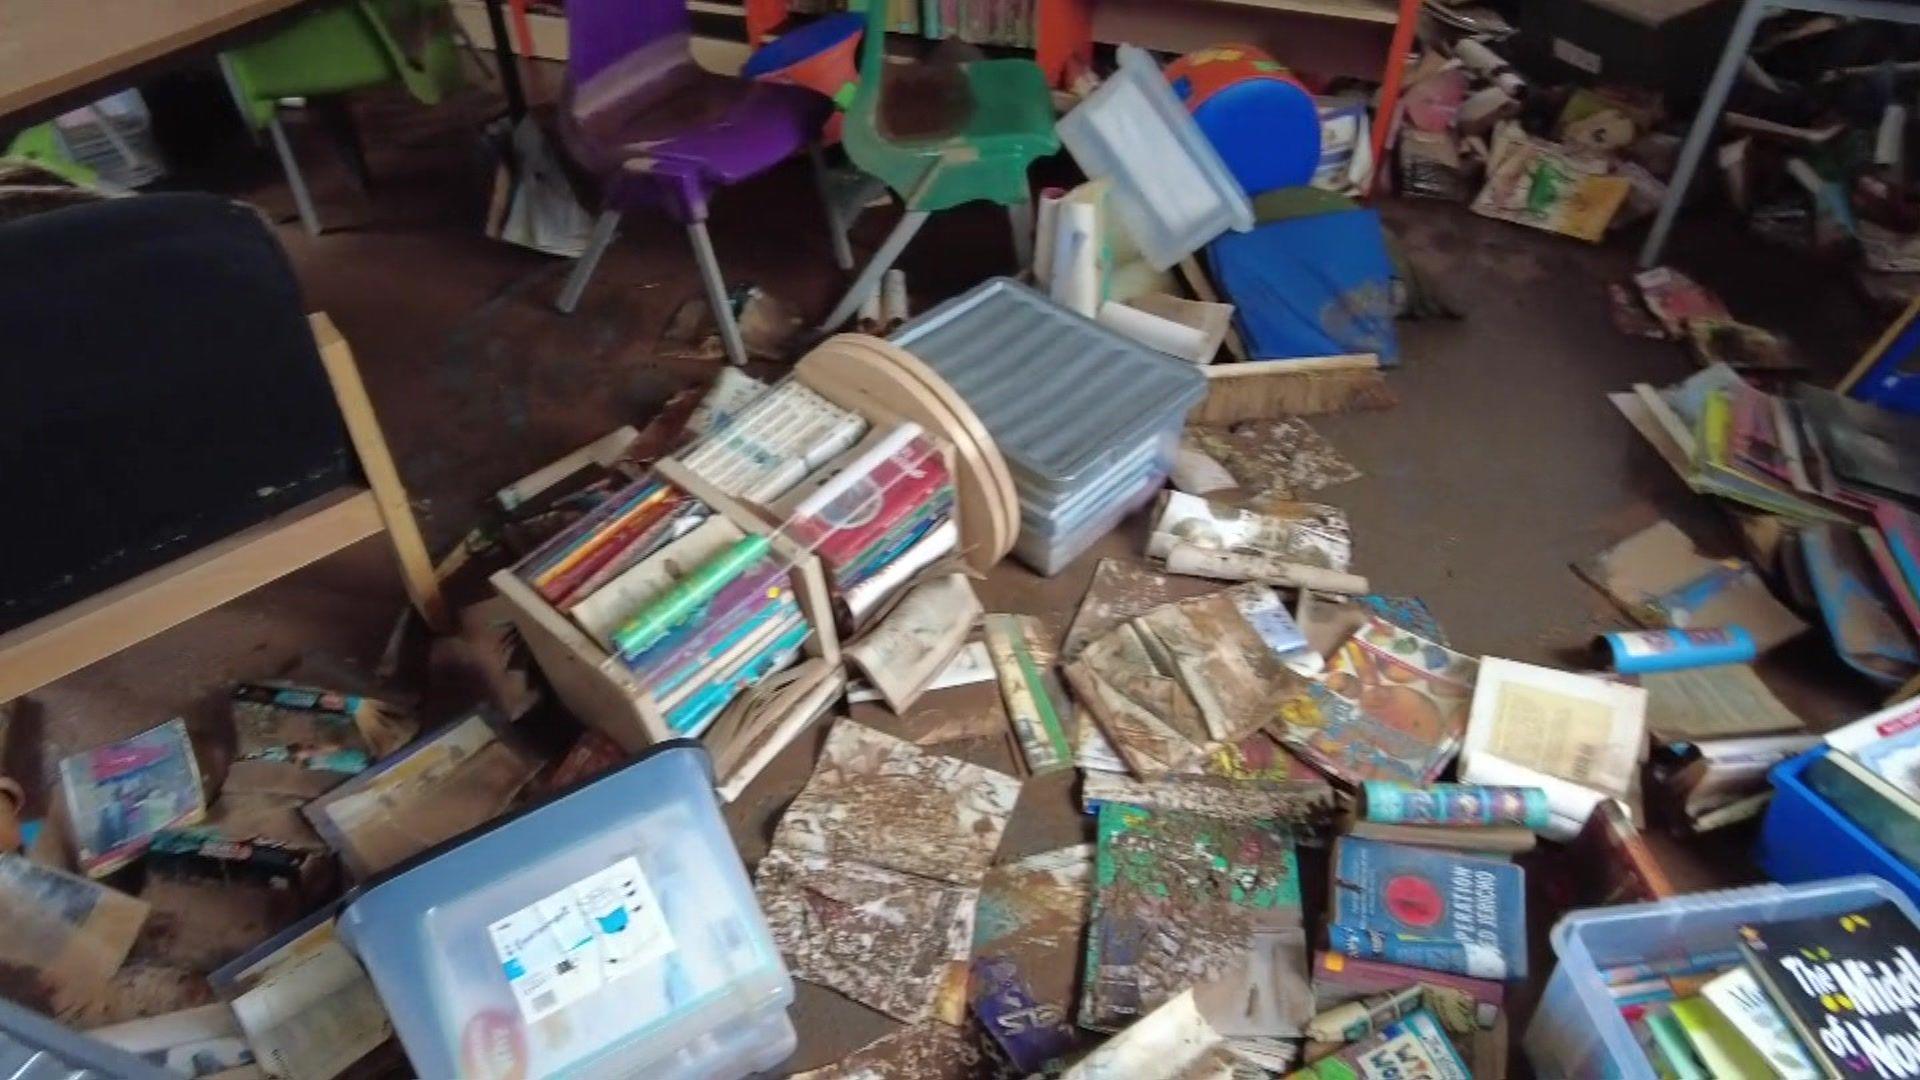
[892,279,1206,575]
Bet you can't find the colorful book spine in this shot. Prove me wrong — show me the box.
[1361,783,1550,829]
[518,478,664,584]
[611,535,773,655]
[1326,925,1504,981]
[546,492,691,606]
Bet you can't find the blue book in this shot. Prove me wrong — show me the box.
[1327,837,1526,980]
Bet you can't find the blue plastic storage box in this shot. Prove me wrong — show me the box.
[1525,875,1919,1079]
[1758,745,1920,906]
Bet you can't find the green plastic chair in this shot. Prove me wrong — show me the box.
[4,125,98,186]
[817,0,1059,330]
[220,0,464,235]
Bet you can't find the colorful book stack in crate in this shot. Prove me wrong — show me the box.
[779,423,957,629]
[514,478,809,738]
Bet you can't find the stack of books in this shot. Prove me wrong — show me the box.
[775,423,959,633]
[1305,837,1522,1076]
[1609,893,1920,1080]
[785,0,1038,47]
[513,480,810,738]
[1612,364,1920,688]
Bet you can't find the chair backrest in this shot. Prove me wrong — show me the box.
[567,0,693,91]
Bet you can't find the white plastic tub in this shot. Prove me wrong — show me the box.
[337,741,795,1080]
[1056,46,1254,270]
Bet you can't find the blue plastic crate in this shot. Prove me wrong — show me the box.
[1757,745,1920,906]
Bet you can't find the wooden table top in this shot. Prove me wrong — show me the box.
[0,0,308,122]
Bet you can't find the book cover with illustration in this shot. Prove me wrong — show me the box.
[1275,615,1478,787]
[1080,803,1308,1035]
[1326,838,1526,980]
[1741,900,1920,1079]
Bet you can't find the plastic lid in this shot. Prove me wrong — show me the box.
[1056,45,1254,270]
[891,279,1205,489]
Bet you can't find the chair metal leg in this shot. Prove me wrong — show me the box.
[1637,0,1765,268]
[1008,198,1035,272]
[266,114,323,237]
[556,210,622,314]
[688,221,749,367]
[818,209,931,334]
[809,144,856,272]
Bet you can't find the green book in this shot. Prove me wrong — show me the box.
[1670,997,1777,1079]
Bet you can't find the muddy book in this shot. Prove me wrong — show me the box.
[1080,803,1310,1037]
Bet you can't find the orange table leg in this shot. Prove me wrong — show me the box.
[1364,0,1423,198]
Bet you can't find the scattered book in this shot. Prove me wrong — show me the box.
[59,717,208,878]
[1741,899,1920,1080]
[1459,658,1648,840]
[1083,803,1310,1035]
[1568,800,1674,907]
[1327,838,1527,980]
[1573,519,1807,652]
[1641,665,1806,743]
[1275,615,1478,786]
[1283,1006,1471,1079]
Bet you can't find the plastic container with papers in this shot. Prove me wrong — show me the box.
[1524,875,1919,1079]
[336,741,795,1080]
[1056,45,1254,270]
[892,278,1205,574]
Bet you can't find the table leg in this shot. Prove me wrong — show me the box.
[482,0,526,124]
[1365,0,1424,198]
[1637,0,1768,268]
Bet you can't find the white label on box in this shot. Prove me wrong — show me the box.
[486,856,676,1023]
[1552,37,1603,75]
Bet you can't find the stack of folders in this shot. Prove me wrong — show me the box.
[778,423,958,631]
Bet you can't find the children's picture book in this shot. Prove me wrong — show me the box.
[1326,837,1526,980]
[1082,803,1309,1037]
[1741,899,1920,1080]
[1700,966,1821,1080]
[60,717,207,877]
[1283,1006,1471,1079]
[1274,615,1477,786]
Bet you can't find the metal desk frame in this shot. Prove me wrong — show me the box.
[1639,0,1920,268]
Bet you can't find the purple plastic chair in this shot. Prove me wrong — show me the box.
[554,0,835,365]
